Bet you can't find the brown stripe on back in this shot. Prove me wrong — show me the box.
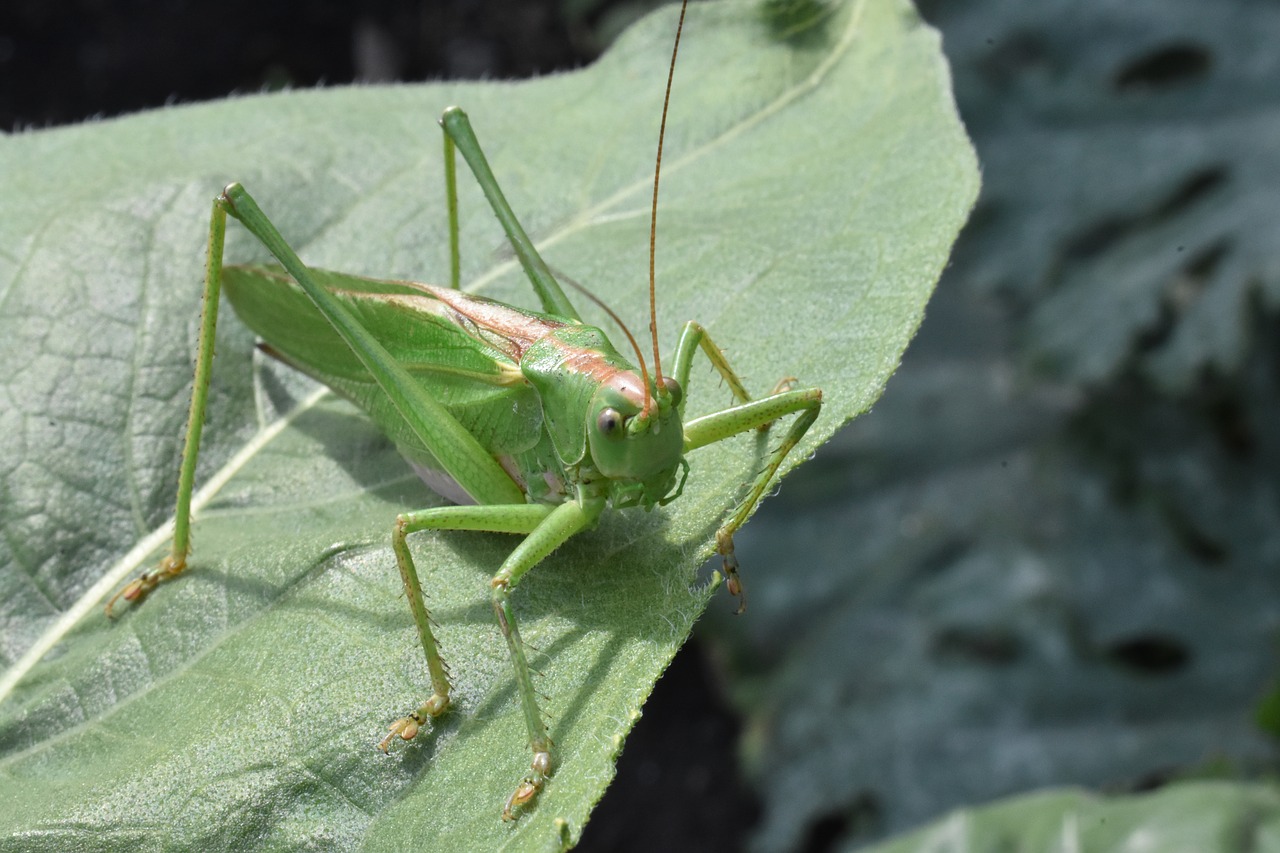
[428,286,570,356]
[546,336,648,410]
[349,280,571,362]
[331,279,639,403]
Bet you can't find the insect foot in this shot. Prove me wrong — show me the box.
[105,554,187,617]
[716,529,747,614]
[378,692,450,752]
[502,748,552,821]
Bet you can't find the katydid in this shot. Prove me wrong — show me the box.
[107,0,821,820]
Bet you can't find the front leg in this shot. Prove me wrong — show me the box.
[382,497,603,821]
[488,497,605,820]
[672,321,823,612]
[380,502,554,751]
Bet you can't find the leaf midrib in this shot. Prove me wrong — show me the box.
[467,0,869,294]
[0,386,331,704]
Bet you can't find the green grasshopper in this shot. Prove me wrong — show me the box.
[107,0,821,820]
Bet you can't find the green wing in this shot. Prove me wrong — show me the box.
[223,265,546,467]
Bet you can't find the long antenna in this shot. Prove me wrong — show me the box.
[648,0,689,408]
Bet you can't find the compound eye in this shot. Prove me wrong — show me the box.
[597,408,624,437]
[659,376,683,408]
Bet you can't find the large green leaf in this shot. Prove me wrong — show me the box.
[0,0,977,848]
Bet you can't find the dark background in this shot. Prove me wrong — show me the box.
[2,0,637,130]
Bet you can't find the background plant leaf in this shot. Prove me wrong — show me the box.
[0,0,977,848]
[695,0,1280,849]
[704,284,1280,851]
[932,0,1280,389]
[867,781,1280,853]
